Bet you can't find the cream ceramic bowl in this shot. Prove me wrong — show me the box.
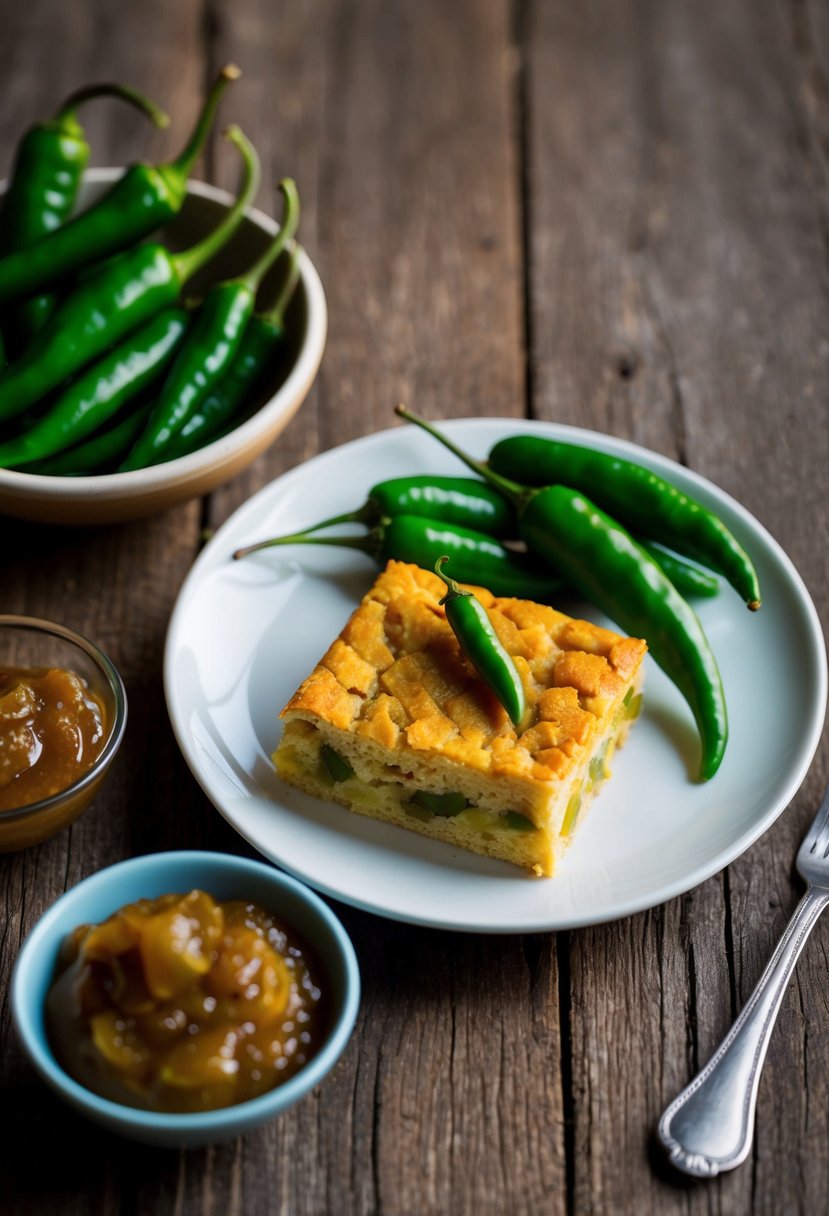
[0,169,327,525]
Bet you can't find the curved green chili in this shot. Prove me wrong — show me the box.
[265,468,719,597]
[638,540,719,599]
[519,489,727,778]
[397,406,729,780]
[0,125,259,426]
[24,404,152,476]
[232,513,567,601]
[488,433,760,610]
[160,242,304,461]
[435,557,526,727]
[120,178,299,470]
[0,308,188,468]
[0,82,169,349]
[289,475,514,537]
[0,66,239,309]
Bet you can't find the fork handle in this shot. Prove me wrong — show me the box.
[658,885,829,1178]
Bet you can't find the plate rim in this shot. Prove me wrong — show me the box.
[164,418,828,933]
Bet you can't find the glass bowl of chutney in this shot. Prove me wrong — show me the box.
[0,615,127,850]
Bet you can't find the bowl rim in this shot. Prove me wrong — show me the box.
[11,849,361,1132]
[0,170,327,503]
[0,613,127,822]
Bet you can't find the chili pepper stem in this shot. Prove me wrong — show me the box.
[233,529,377,561]
[257,504,374,534]
[395,404,527,508]
[434,555,469,605]
[264,244,302,331]
[54,82,169,129]
[162,64,240,186]
[171,125,260,285]
[233,179,300,295]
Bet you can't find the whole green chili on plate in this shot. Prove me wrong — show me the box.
[434,556,526,728]
[283,474,515,537]
[488,433,760,609]
[232,512,567,601]
[637,540,719,599]
[262,469,719,600]
[397,406,730,781]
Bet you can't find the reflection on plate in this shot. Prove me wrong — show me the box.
[164,420,827,932]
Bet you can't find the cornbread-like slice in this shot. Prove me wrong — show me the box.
[275,561,646,877]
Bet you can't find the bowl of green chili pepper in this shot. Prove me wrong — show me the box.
[0,69,327,525]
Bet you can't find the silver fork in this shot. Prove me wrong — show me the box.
[657,782,829,1178]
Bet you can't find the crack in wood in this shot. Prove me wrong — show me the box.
[555,931,576,1216]
[796,971,810,1135]
[371,1047,384,1216]
[723,868,739,1023]
[686,938,699,1079]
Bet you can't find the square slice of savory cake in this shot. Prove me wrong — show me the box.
[275,561,646,877]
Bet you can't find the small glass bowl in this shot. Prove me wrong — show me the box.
[0,615,127,850]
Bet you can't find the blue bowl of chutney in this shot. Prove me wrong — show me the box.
[11,850,360,1147]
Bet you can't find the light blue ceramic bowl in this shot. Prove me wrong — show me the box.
[11,850,360,1148]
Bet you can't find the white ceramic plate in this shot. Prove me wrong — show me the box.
[164,419,827,932]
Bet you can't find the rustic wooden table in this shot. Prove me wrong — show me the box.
[2,2,828,1213]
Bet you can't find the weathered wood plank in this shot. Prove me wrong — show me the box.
[525,0,829,1212]
[3,0,828,1213]
[2,2,561,1216]
[202,0,335,527]
[0,2,209,1213]
[194,4,560,1216]
[207,0,528,530]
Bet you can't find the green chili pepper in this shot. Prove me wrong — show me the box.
[434,556,526,727]
[398,407,728,780]
[23,404,152,476]
[120,178,300,470]
[638,540,719,599]
[408,790,469,817]
[321,745,354,783]
[285,474,514,537]
[0,309,188,468]
[233,512,567,601]
[263,467,717,597]
[488,434,760,610]
[0,81,169,350]
[160,243,303,462]
[0,125,259,426]
[519,490,727,777]
[0,65,239,310]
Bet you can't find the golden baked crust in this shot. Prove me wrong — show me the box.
[276,561,646,876]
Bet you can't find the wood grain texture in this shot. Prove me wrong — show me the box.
[2,0,828,1213]
[525,0,829,1212]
